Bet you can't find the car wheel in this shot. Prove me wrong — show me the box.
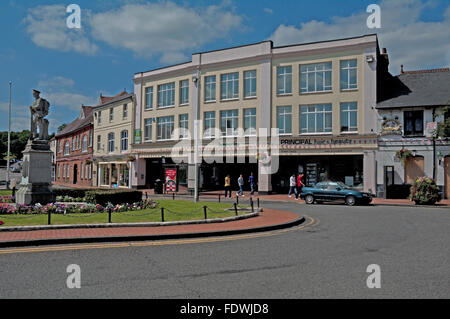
[345,195,356,206]
[305,195,315,204]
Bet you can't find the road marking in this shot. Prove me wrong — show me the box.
[0,216,318,255]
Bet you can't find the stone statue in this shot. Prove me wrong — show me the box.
[30,89,50,140]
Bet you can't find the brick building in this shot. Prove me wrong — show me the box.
[54,105,94,187]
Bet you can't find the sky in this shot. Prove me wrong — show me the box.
[0,0,449,133]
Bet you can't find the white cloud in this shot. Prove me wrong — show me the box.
[89,1,244,63]
[268,0,450,73]
[264,8,273,15]
[24,4,98,55]
[38,76,75,90]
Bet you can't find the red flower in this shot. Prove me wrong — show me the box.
[0,221,4,226]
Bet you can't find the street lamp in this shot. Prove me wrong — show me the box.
[6,81,12,189]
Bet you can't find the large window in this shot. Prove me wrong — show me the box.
[204,111,216,138]
[277,66,292,95]
[157,82,175,108]
[300,62,332,93]
[244,108,257,136]
[340,59,357,90]
[404,110,424,136]
[145,87,153,110]
[205,76,216,102]
[144,118,153,142]
[221,72,239,100]
[82,135,88,152]
[340,102,358,132]
[244,70,257,98]
[277,106,292,135]
[220,110,239,137]
[157,116,175,141]
[108,132,114,153]
[180,80,189,105]
[179,114,189,139]
[300,104,332,134]
[121,130,128,151]
[64,141,70,155]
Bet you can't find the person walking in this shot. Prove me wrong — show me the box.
[288,174,297,198]
[224,175,231,198]
[237,174,245,197]
[295,173,305,200]
[248,172,256,196]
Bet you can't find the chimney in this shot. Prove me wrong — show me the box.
[401,65,404,74]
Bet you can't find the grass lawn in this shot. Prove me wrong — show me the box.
[0,190,13,196]
[0,200,249,227]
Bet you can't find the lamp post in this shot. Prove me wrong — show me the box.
[6,81,12,189]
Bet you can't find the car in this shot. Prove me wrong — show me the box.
[300,181,374,206]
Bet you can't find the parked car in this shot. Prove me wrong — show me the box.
[300,181,374,206]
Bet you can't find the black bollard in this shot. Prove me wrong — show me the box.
[218,194,221,203]
[257,198,260,208]
[161,207,165,222]
[251,198,254,212]
[108,208,112,223]
[48,209,51,225]
[234,203,238,216]
[204,206,207,220]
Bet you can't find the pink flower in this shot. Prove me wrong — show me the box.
[0,220,4,225]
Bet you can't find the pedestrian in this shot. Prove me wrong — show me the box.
[236,174,245,197]
[224,175,231,198]
[248,172,256,195]
[288,174,297,198]
[295,173,305,200]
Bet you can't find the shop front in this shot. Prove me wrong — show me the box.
[94,157,132,188]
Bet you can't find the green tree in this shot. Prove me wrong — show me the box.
[436,106,450,138]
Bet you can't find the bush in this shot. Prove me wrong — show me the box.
[52,188,92,199]
[409,176,441,205]
[85,190,143,206]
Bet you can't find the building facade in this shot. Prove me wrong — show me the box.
[375,68,450,199]
[54,106,94,187]
[92,92,135,188]
[130,34,382,194]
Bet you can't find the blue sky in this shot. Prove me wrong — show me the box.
[0,0,449,133]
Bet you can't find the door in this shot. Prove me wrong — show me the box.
[405,156,424,184]
[384,166,394,199]
[445,157,450,199]
[73,164,78,184]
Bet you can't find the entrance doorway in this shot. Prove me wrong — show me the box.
[73,164,78,184]
[405,156,424,184]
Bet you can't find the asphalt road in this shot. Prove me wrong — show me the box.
[0,201,448,299]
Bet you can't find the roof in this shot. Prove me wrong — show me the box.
[99,90,128,104]
[94,92,134,110]
[377,68,450,109]
[56,106,94,137]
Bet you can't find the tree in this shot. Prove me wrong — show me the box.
[436,106,450,138]
[57,123,67,132]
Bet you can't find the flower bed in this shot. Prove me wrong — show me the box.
[0,195,14,204]
[409,176,441,205]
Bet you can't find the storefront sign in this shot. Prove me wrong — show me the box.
[135,129,141,144]
[165,168,177,192]
[280,137,378,148]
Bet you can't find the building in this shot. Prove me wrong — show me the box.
[92,91,135,188]
[50,136,57,181]
[376,67,450,199]
[54,105,94,187]
[130,34,382,194]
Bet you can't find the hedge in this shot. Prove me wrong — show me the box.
[85,189,143,206]
[52,188,93,199]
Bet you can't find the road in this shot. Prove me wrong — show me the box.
[0,201,448,299]
[0,167,21,188]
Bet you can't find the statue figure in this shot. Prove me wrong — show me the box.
[30,89,50,140]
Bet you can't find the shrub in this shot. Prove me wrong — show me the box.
[85,190,143,206]
[52,188,93,199]
[409,176,441,205]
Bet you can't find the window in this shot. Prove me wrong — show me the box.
[82,135,88,152]
[97,135,101,151]
[180,80,189,105]
[62,164,65,178]
[145,87,153,110]
[300,62,332,93]
[108,133,114,153]
[88,164,91,179]
[340,102,358,132]
[244,108,257,136]
[57,164,60,178]
[81,163,84,179]
[220,109,239,137]
[157,116,175,141]
[144,118,153,142]
[244,70,257,98]
[85,163,89,180]
[205,76,216,102]
[121,130,128,151]
[179,114,189,139]
[277,106,292,135]
[221,72,239,100]
[64,141,70,155]
[204,112,216,138]
[109,108,114,122]
[89,130,92,147]
[98,111,102,124]
[404,110,424,136]
[340,59,357,90]
[123,104,128,119]
[59,140,63,153]
[300,104,332,134]
[277,66,292,95]
[157,83,175,108]
[72,137,75,151]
